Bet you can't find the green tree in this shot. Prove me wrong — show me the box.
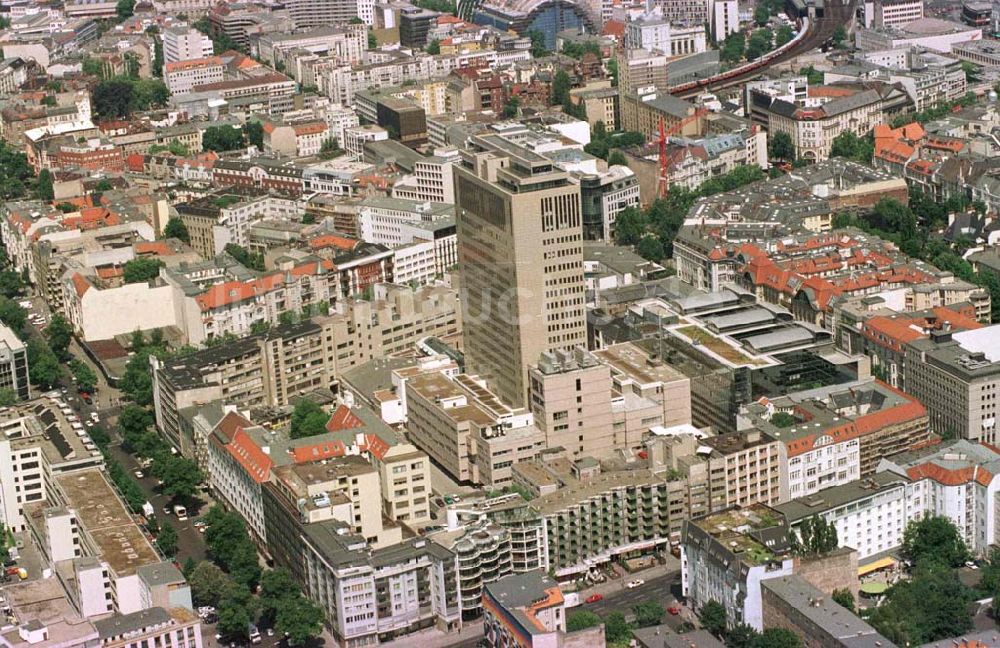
[36,169,54,201]
[750,628,801,648]
[189,561,237,607]
[123,257,165,284]
[44,314,73,360]
[607,57,619,87]
[700,600,727,637]
[725,623,759,648]
[26,339,60,389]
[426,39,441,55]
[528,30,547,57]
[754,4,770,26]
[368,30,377,49]
[566,610,602,632]
[746,29,773,60]
[636,235,665,262]
[832,588,855,613]
[632,601,664,627]
[202,125,245,152]
[551,69,572,107]
[832,25,847,47]
[721,32,745,64]
[92,79,135,119]
[614,207,646,246]
[116,0,135,20]
[70,359,98,393]
[799,65,824,85]
[260,569,301,619]
[503,96,520,118]
[152,454,203,499]
[962,61,981,83]
[224,244,265,271]
[319,137,342,159]
[792,515,838,556]
[0,271,23,299]
[244,121,264,149]
[902,515,970,568]
[776,24,794,47]
[603,612,631,644]
[290,399,329,439]
[0,298,27,332]
[275,596,324,645]
[0,389,16,407]
[156,523,178,557]
[771,412,795,427]
[607,149,628,167]
[217,587,259,638]
[830,131,873,164]
[768,131,794,161]
[164,217,190,243]
[869,562,973,645]
[119,403,154,435]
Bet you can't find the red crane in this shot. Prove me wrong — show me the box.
[657,108,709,199]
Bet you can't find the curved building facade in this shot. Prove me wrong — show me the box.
[468,0,597,50]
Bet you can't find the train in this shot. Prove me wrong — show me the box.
[669,16,812,95]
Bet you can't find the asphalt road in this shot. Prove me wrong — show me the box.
[582,571,695,631]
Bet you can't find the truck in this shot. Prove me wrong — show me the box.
[142,502,155,518]
[173,504,187,520]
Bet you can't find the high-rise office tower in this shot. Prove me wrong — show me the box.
[454,134,587,408]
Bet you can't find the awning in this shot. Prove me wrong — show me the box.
[858,557,896,577]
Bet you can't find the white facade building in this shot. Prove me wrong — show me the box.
[161,25,213,64]
[164,57,225,95]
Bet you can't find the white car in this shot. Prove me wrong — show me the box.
[626,579,645,589]
[134,470,144,479]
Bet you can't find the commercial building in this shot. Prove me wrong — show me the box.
[854,18,983,53]
[862,0,924,28]
[574,164,641,242]
[903,326,1000,444]
[357,196,457,277]
[161,25,213,64]
[95,608,204,648]
[0,323,29,401]
[454,133,587,408]
[682,505,796,631]
[483,571,604,648]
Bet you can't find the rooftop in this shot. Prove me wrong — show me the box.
[774,471,911,523]
[54,469,160,575]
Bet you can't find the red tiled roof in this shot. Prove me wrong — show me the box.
[135,241,174,256]
[291,439,347,464]
[216,411,252,442]
[309,234,358,251]
[227,428,273,483]
[70,273,91,298]
[164,56,223,73]
[326,405,364,432]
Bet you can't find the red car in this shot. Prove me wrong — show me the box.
[585,594,603,604]
[667,606,681,616]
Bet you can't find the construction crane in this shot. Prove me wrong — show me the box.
[657,108,709,199]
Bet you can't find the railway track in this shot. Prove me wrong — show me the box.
[671,0,858,98]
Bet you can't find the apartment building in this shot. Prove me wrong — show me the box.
[161,25,213,64]
[775,471,915,563]
[879,439,1000,555]
[595,341,692,430]
[620,89,704,138]
[392,155,457,204]
[255,26,366,69]
[625,13,707,56]
[263,120,330,158]
[173,191,301,259]
[700,429,784,508]
[95,608,204,648]
[682,505,796,631]
[617,48,670,95]
[406,372,542,486]
[285,0,364,28]
[261,488,460,648]
[454,133,587,409]
[0,323,29,401]
[151,319,340,454]
[739,378,930,500]
[514,457,679,576]
[903,326,1000,444]
[164,56,226,95]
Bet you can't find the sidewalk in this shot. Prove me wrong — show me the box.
[385,619,483,648]
[575,556,681,598]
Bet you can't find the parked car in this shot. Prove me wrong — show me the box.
[134,470,144,479]
[626,579,645,589]
[667,606,681,616]
[585,594,603,604]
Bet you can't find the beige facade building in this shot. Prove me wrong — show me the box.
[529,348,615,459]
[595,341,693,429]
[406,372,542,486]
[455,134,587,408]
